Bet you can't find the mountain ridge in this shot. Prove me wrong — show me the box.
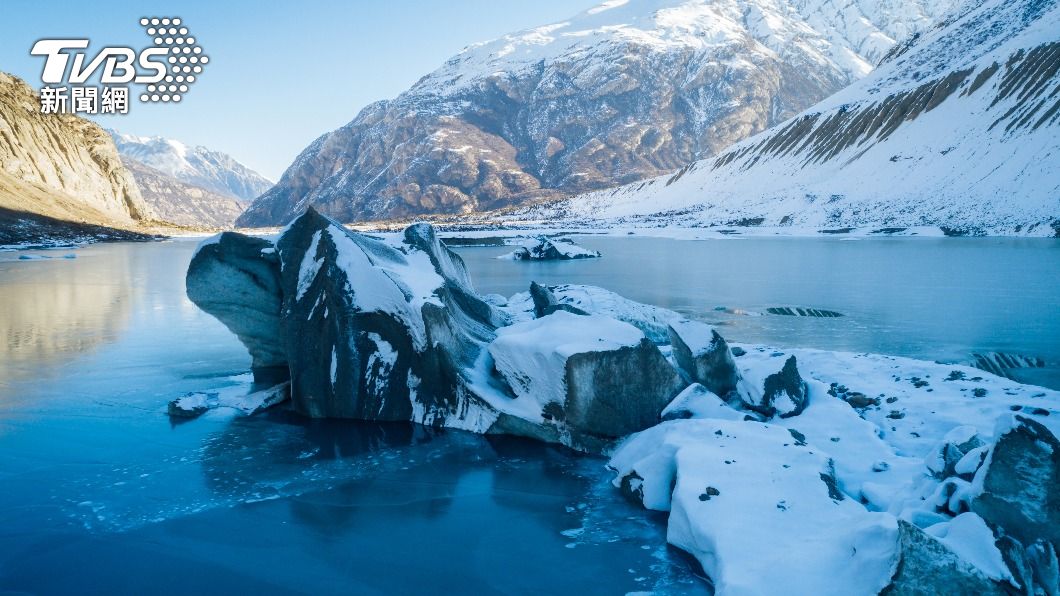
[0,72,158,244]
[108,130,273,201]
[237,0,958,227]
[504,0,1060,236]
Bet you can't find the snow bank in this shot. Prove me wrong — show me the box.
[611,419,900,595]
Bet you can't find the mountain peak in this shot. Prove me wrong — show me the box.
[107,130,273,201]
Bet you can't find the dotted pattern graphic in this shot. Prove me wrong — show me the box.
[137,17,208,103]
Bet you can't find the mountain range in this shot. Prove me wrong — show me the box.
[236,0,958,226]
[108,131,272,201]
[107,131,272,228]
[510,0,1060,235]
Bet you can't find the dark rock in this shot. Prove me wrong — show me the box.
[186,232,288,383]
[997,535,1060,596]
[277,210,416,419]
[566,337,686,437]
[698,486,721,501]
[529,281,589,318]
[275,208,506,423]
[766,306,844,318]
[819,461,844,501]
[489,311,685,438]
[746,356,808,418]
[884,520,1006,595]
[845,392,881,409]
[618,471,646,504]
[667,320,741,400]
[971,352,1046,380]
[972,416,1060,548]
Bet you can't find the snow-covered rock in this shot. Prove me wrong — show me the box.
[236,0,957,226]
[187,209,676,448]
[668,319,742,399]
[515,0,1060,236]
[660,383,745,421]
[526,281,591,319]
[505,283,683,343]
[972,415,1060,548]
[498,237,601,261]
[109,130,272,201]
[489,310,684,437]
[889,519,1008,594]
[610,418,900,595]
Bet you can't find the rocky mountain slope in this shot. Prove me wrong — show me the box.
[237,0,957,226]
[121,158,247,228]
[519,0,1060,235]
[0,73,156,244]
[109,130,272,201]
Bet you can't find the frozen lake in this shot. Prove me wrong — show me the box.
[0,234,1057,593]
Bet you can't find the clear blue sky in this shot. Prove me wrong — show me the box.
[1,0,598,180]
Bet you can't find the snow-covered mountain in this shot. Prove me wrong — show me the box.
[108,131,272,201]
[0,72,156,244]
[518,0,1060,235]
[237,0,957,226]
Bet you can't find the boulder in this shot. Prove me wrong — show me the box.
[746,355,809,418]
[660,383,744,422]
[925,426,985,479]
[972,415,1060,548]
[501,237,601,261]
[488,311,684,438]
[528,281,588,318]
[186,232,287,383]
[886,520,1006,595]
[507,283,681,342]
[667,319,741,399]
[996,536,1060,596]
[275,208,505,422]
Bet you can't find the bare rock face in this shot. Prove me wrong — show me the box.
[236,1,954,226]
[274,209,510,421]
[122,158,246,228]
[186,232,287,382]
[972,415,1060,548]
[0,72,154,228]
[886,520,1006,595]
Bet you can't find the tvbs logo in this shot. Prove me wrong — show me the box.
[31,17,208,115]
